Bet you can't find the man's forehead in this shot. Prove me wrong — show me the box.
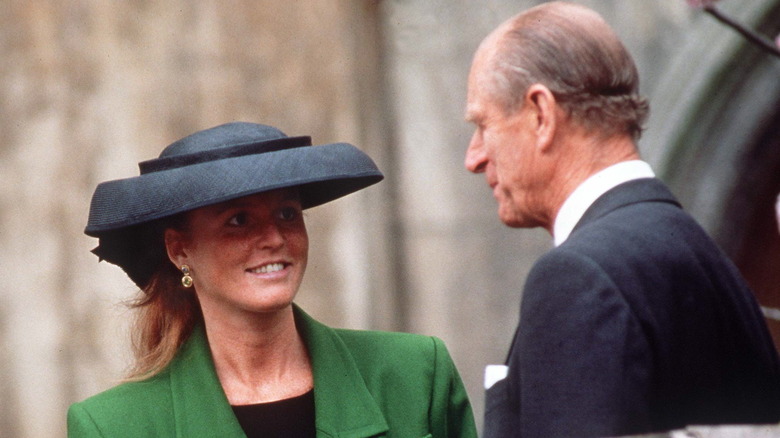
[464,68,482,122]
[464,81,490,123]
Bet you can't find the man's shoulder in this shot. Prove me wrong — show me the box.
[561,191,700,260]
[536,204,699,285]
[570,178,696,242]
[524,204,686,301]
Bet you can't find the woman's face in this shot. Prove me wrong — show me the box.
[166,188,308,320]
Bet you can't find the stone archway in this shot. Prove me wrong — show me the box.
[642,1,780,345]
[730,109,780,345]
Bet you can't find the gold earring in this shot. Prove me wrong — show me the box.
[181,265,193,288]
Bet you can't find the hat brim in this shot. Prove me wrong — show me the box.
[85,142,383,288]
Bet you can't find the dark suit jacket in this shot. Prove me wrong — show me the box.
[484,178,780,438]
[68,306,477,437]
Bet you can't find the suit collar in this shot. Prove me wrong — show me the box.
[553,160,655,246]
[572,178,681,236]
[167,305,389,437]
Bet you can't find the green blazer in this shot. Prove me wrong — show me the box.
[68,306,477,437]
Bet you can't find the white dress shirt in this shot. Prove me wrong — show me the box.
[553,160,655,247]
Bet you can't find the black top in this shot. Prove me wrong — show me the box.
[231,389,316,438]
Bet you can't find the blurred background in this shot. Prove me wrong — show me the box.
[1,1,779,436]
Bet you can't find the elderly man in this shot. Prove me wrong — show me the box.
[464,2,780,437]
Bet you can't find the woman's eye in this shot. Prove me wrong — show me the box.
[278,206,299,221]
[227,212,249,226]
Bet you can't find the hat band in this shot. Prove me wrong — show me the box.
[138,136,312,174]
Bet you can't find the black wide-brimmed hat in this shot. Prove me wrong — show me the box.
[85,122,384,288]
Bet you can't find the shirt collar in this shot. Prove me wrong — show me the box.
[553,160,655,246]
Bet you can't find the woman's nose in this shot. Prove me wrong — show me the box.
[254,222,285,249]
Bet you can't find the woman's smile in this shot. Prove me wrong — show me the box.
[247,262,288,275]
[245,261,294,281]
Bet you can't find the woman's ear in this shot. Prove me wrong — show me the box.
[164,228,188,268]
[524,83,558,152]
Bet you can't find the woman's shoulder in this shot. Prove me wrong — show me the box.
[335,327,440,346]
[77,372,171,406]
[296,307,455,370]
[323,327,477,437]
[334,328,453,368]
[68,372,174,435]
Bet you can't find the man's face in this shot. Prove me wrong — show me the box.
[464,54,548,229]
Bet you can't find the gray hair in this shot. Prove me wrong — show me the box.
[487,4,649,140]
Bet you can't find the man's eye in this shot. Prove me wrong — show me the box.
[228,212,249,226]
[278,206,299,221]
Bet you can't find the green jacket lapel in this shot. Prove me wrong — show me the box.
[295,306,390,437]
[169,324,246,437]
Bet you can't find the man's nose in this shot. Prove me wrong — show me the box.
[465,132,487,173]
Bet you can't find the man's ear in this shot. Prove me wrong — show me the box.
[164,228,189,269]
[524,83,558,152]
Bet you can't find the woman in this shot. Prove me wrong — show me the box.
[67,122,477,437]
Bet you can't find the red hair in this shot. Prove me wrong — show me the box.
[125,237,202,381]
